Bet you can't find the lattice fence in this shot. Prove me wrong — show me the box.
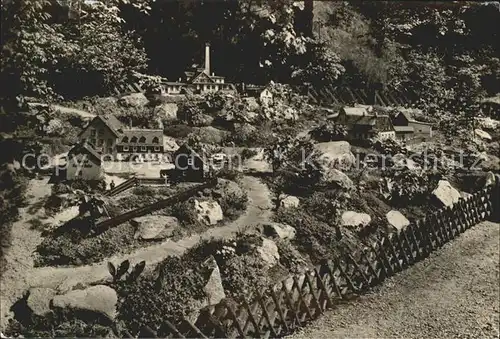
[123,182,499,338]
[306,85,418,107]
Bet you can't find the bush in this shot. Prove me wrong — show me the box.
[218,191,249,220]
[274,208,342,263]
[114,256,206,335]
[241,148,258,161]
[36,219,136,266]
[309,122,348,142]
[132,186,156,197]
[163,124,193,138]
[170,199,199,228]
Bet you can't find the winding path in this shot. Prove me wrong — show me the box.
[0,176,272,331]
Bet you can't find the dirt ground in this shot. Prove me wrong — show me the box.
[288,221,499,339]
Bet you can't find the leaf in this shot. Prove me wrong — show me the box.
[127,260,146,282]
[154,268,165,292]
[116,259,130,280]
[107,262,116,278]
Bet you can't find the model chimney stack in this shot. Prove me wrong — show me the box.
[204,42,210,75]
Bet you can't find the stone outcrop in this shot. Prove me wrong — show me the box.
[131,216,179,240]
[341,211,371,228]
[202,257,226,306]
[27,288,57,317]
[261,222,296,240]
[193,200,224,225]
[118,93,148,107]
[386,210,410,231]
[432,180,461,207]
[279,195,300,209]
[52,285,118,320]
[257,238,280,267]
[157,102,178,121]
[313,141,356,171]
[474,129,492,140]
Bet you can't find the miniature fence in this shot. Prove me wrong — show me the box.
[96,178,218,232]
[125,182,499,338]
[105,177,138,197]
[306,85,417,107]
[105,177,168,197]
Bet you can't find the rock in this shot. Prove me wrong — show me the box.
[432,180,461,207]
[475,117,500,130]
[321,168,354,189]
[193,200,224,225]
[257,238,280,267]
[130,216,179,240]
[313,141,356,171]
[192,113,214,127]
[157,103,178,121]
[279,195,300,209]
[341,211,371,228]
[461,191,473,200]
[474,129,492,140]
[484,171,496,187]
[118,93,148,107]
[95,97,118,106]
[386,210,410,231]
[261,222,296,240]
[27,288,57,316]
[52,285,118,320]
[243,97,260,112]
[191,126,228,144]
[202,257,226,305]
[233,122,257,137]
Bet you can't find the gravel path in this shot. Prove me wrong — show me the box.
[19,176,273,297]
[0,178,52,331]
[288,221,500,339]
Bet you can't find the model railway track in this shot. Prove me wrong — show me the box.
[96,178,217,233]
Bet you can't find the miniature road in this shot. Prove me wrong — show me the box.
[19,176,273,299]
[288,221,500,339]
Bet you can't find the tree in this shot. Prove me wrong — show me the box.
[1,0,148,102]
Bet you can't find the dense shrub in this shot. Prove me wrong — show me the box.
[163,124,193,138]
[114,256,206,335]
[240,148,258,161]
[170,199,199,227]
[274,208,342,263]
[309,122,348,142]
[36,219,136,266]
[218,191,249,220]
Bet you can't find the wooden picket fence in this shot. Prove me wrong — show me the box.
[306,85,418,107]
[123,181,499,338]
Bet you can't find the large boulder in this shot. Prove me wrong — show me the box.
[256,238,280,268]
[52,285,118,320]
[118,93,148,108]
[202,257,226,305]
[131,216,179,240]
[279,194,300,209]
[386,210,410,231]
[432,180,461,207]
[321,168,354,189]
[341,211,371,228]
[157,103,179,121]
[27,288,57,317]
[484,171,497,187]
[193,200,224,225]
[313,141,356,171]
[261,222,296,240]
